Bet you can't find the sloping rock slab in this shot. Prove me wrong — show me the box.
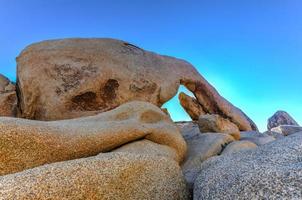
[194,133,302,200]
[240,131,275,146]
[0,152,189,200]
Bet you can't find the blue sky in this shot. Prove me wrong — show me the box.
[0,0,301,131]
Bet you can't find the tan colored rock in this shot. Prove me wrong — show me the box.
[0,152,189,200]
[0,74,17,117]
[221,140,257,155]
[17,38,256,131]
[113,139,179,161]
[0,101,186,176]
[198,114,240,140]
[178,92,205,120]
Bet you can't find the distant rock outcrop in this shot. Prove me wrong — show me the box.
[267,110,299,130]
[16,38,257,131]
[0,74,17,117]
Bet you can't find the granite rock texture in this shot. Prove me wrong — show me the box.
[0,101,186,175]
[0,74,17,117]
[177,121,234,191]
[221,140,257,155]
[240,131,275,146]
[267,110,299,130]
[178,92,205,120]
[17,38,256,131]
[0,152,189,200]
[198,114,240,140]
[271,125,302,136]
[194,133,302,200]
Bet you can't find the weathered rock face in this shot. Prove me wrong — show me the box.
[221,140,257,155]
[178,92,205,120]
[0,74,17,117]
[267,110,299,130]
[194,133,302,200]
[198,114,240,140]
[17,38,256,131]
[0,152,189,200]
[0,101,186,176]
[240,131,275,146]
[263,130,285,139]
[177,121,234,191]
[271,125,302,136]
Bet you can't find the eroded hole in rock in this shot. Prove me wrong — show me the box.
[162,85,194,122]
[71,91,98,111]
[100,79,119,101]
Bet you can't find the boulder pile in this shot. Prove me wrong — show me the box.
[0,38,300,199]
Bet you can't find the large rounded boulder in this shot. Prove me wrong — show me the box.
[0,153,189,200]
[16,38,256,131]
[194,133,302,199]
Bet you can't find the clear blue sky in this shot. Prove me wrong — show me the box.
[0,0,301,131]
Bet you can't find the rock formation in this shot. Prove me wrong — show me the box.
[197,114,240,140]
[240,131,275,146]
[0,101,186,176]
[16,38,257,131]
[267,110,299,130]
[177,121,234,191]
[271,125,302,136]
[0,74,17,117]
[178,92,205,120]
[221,140,257,155]
[0,153,189,200]
[194,133,302,199]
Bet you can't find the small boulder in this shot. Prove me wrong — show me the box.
[267,110,299,130]
[221,140,257,155]
[194,133,302,200]
[198,114,240,140]
[271,125,302,136]
[0,153,189,200]
[0,74,17,117]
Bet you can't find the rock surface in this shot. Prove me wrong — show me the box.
[263,130,285,139]
[0,101,186,175]
[17,38,256,131]
[267,110,299,130]
[221,140,257,155]
[194,133,302,199]
[198,114,240,140]
[271,125,302,136]
[240,131,275,146]
[177,121,234,191]
[0,74,17,117]
[0,152,189,200]
[178,92,205,120]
